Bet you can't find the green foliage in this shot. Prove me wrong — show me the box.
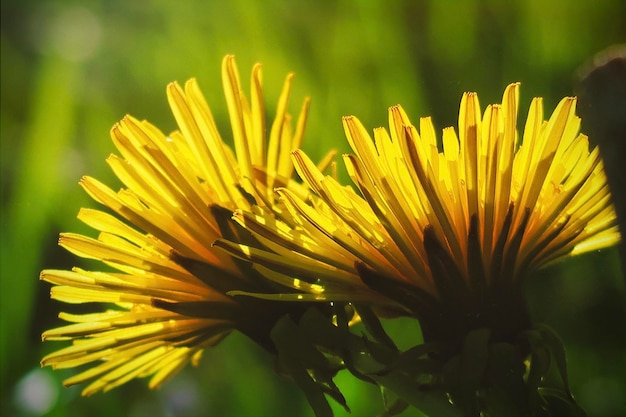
[521,324,588,417]
[271,306,459,417]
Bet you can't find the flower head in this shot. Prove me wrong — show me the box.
[41,56,318,395]
[217,83,620,346]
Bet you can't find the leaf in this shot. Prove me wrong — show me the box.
[461,328,491,388]
[371,370,462,417]
[333,302,351,330]
[522,329,552,412]
[538,387,587,417]
[378,386,411,417]
[270,315,334,417]
[378,343,442,377]
[355,304,397,349]
[298,308,392,378]
[439,329,491,415]
[536,324,572,397]
[482,342,530,417]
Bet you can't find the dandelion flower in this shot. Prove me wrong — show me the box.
[217,83,620,348]
[41,55,320,395]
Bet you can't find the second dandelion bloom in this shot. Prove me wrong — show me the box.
[219,82,620,347]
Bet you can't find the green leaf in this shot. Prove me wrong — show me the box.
[536,324,572,397]
[270,315,334,417]
[372,371,462,417]
[482,342,530,417]
[334,302,352,331]
[523,329,552,413]
[440,329,491,415]
[355,304,397,349]
[538,387,587,417]
[380,356,442,380]
[379,386,411,417]
[461,328,491,388]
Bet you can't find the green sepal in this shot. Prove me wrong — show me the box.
[355,304,397,349]
[461,328,491,388]
[333,302,352,331]
[152,299,240,320]
[535,324,572,397]
[481,342,530,417]
[298,307,392,377]
[270,314,342,417]
[521,324,585,416]
[537,387,587,417]
[371,371,462,417]
[379,386,411,417]
[522,329,552,413]
[444,328,491,415]
[377,343,442,377]
[169,250,260,294]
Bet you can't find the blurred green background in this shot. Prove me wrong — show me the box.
[1,0,625,416]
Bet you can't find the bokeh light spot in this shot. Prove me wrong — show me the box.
[39,7,102,62]
[13,368,59,416]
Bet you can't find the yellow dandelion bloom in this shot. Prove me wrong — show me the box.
[217,83,620,346]
[41,55,319,395]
